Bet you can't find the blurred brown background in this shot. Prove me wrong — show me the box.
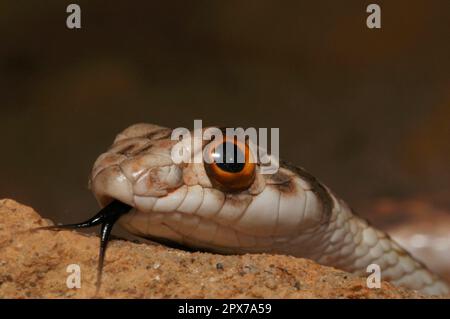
[0,1,449,275]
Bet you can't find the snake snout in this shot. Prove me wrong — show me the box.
[91,152,183,208]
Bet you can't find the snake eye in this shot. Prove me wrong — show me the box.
[204,137,256,192]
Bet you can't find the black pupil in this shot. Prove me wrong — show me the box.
[213,142,245,173]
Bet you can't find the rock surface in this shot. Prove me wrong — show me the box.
[0,199,428,298]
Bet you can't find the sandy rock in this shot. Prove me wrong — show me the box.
[0,199,427,298]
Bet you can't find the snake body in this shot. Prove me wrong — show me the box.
[89,123,449,295]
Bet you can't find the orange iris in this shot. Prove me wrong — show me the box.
[204,137,256,192]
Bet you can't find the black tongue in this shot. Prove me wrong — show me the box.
[34,200,132,292]
[96,201,131,291]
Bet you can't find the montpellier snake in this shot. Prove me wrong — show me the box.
[40,123,449,295]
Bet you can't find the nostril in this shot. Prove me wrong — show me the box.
[133,165,183,197]
[134,168,167,197]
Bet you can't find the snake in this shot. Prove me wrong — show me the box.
[41,123,449,295]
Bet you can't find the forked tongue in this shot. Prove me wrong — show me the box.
[35,200,132,293]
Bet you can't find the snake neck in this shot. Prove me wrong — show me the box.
[296,195,450,296]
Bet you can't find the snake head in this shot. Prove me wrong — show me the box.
[89,123,332,253]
